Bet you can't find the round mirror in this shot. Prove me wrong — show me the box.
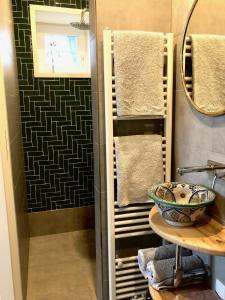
[181,0,225,116]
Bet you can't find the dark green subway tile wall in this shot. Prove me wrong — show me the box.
[12,0,94,212]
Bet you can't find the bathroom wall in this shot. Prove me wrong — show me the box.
[89,1,172,298]
[0,0,29,298]
[172,0,225,290]
[0,155,15,300]
[12,0,94,216]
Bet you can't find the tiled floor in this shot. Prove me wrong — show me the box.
[27,230,96,300]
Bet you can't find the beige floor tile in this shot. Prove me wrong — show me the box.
[27,230,96,300]
[29,230,95,267]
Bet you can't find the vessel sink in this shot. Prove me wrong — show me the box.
[147,182,215,227]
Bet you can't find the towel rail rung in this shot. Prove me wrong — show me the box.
[115,224,151,233]
[116,279,147,288]
[112,115,166,120]
[116,274,143,282]
[115,256,137,263]
[116,284,148,294]
[184,76,192,81]
[186,84,192,88]
[114,206,151,212]
[116,267,140,276]
[115,230,154,239]
[185,45,191,50]
[116,290,147,300]
[114,211,150,219]
[116,262,138,269]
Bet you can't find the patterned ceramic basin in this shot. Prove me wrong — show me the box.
[147,182,215,227]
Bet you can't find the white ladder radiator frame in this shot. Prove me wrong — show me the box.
[103,30,173,300]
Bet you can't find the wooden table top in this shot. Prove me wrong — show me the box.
[149,205,225,256]
[149,284,220,300]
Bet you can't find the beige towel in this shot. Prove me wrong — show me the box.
[114,135,164,207]
[191,34,225,113]
[113,31,165,116]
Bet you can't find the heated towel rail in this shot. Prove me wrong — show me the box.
[103,30,173,300]
[183,36,193,99]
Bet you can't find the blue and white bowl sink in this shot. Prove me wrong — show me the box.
[147,182,215,227]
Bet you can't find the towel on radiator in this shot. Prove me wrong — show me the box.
[191,34,225,114]
[147,255,205,290]
[114,135,164,207]
[138,244,192,279]
[113,31,165,116]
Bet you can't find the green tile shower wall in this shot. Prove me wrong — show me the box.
[12,0,94,212]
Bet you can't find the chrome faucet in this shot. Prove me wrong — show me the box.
[177,160,225,189]
[177,161,225,176]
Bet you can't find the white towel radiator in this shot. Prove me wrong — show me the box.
[103,30,173,300]
[183,36,193,99]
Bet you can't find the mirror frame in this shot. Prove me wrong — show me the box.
[30,4,91,78]
[180,0,225,116]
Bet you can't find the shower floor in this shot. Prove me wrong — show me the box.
[27,229,96,300]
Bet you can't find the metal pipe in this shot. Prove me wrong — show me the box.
[174,245,183,288]
[211,175,217,190]
[177,163,225,176]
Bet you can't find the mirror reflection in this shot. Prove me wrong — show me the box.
[181,0,225,116]
[30,5,90,78]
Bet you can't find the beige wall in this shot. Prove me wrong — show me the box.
[89,1,172,298]
[0,136,15,300]
[172,0,225,291]
[187,0,225,35]
[0,0,29,299]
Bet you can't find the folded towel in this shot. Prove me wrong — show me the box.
[114,135,164,207]
[138,244,192,278]
[147,255,205,290]
[113,31,165,116]
[191,34,225,114]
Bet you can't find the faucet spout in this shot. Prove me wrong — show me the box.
[177,162,225,176]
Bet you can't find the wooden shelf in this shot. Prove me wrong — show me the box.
[149,284,220,300]
[149,205,225,256]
